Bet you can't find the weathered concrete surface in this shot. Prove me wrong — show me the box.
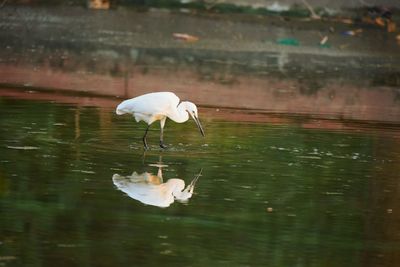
[0,6,400,122]
[210,0,400,9]
[206,0,400,15]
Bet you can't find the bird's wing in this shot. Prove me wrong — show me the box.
[118,92,180,116]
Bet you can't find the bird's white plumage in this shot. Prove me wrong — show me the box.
[116,92,181,124]
[116,91,204,149]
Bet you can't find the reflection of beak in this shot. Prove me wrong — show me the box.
[175,169,202,203]
[193,115,205,137]
[188,169,202,191]
[182,169,202,196]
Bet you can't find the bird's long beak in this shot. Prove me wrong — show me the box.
[193,115,205,137]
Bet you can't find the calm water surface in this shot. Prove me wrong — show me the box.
[1,98,400,267]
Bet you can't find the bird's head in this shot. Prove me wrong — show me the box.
[182,101,205,137]
[116,101,127,115]
[173,169,202,203]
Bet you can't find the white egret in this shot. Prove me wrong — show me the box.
[116,92,205,149]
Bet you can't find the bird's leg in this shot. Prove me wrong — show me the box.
[157,155,163,183]
[159,129,166,149]
[159,117,167,149]
[142,125,150,150]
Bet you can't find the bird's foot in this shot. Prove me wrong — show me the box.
[159,141,167,149]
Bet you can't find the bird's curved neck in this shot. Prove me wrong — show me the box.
[169,102,189,123]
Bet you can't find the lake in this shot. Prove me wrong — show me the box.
[0,97,399,267]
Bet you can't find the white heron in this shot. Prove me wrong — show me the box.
[116,92,205,149]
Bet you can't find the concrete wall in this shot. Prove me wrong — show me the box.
[209,0,400,9]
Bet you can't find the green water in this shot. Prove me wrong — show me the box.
[0,98,400,267]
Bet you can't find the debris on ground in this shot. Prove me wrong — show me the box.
[301,0,321,20]
[387,21,397,33]
[319,35,328,45]
[88,0,110,9]
[172,33,199,42]
[339,18,354,24]
[319,35,330,48]
[342,29,363,36]
[362,6,397,32]
[277,38,300,46]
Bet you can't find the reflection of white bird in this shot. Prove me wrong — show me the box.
[116,92,205,149]
[112,168,201,208]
